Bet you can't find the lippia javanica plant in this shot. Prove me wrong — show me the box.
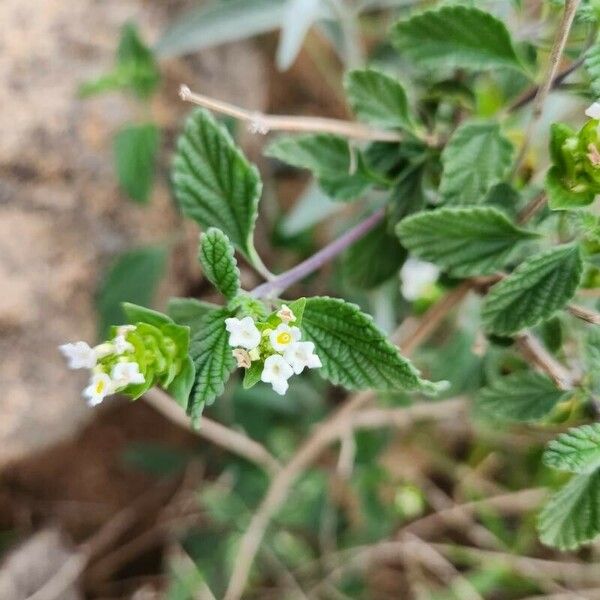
[62,2,600,559]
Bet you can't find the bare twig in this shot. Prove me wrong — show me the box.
[144,389,282,475]
[516,332,573,389]
[517,191,548,224]
[568,303,600,325]
[179,85,402,142]
[512,0,581,177]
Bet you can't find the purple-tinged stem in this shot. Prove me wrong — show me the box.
[250,207,386,299]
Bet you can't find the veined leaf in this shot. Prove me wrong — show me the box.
[482,244,584,336]
[97,246,167,339]
[538,471,600,550]
[391,6,523,72]
[397,207,537,277]
[476,371,569,422]
[440,122,514,205]
[544,424,600,474]
[173,109,262,266]
[344,68,413,131]
[188,309,236,423]
[167,298,221,334]
[585,42,600,97]
[198,228,240,300]
[343,219,406,289]
[300,296,443,394]
[113,123,160,203]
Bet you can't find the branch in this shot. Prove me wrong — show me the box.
[179,85,402,142]
[568,303,600,325]
[516,332,573,390]
[512,0,581,177]
[144,389,282,475]
[250,208,385,299]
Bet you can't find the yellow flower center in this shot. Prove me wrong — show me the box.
[276,332,292,345]
[95,380,105,394]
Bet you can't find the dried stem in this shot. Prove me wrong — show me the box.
[144,389,282,475]
[179,85,402,142]
[568,303,600,325]
[512,0,581,177]
[516,332,573,389]
[251,208,385,299]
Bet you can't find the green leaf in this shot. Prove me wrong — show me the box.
[167,356,196,409]
[440,122,514,205]
[482,244,584,335]
[476,371,569,422]
[300,296,443,394]
[544,424,600,474]
[243,361,263,389]
[397,207,537,277]
[545,166,596,211]
[343,218,406,289]
[188,309,236,422]
[173,109,262,265]
[585,42,600,97]
[167,298,221,334]
[265,134,351,180]
[391,6,523,72]
[198,228,240,300]
[122,302,173,328]
[344,68,413,131]
[113,123,160,203]
[96,246,167,339]
[538,471,600,550]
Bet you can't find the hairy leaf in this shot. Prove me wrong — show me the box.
[300,297,443,394]
[482,244,584,335]
[538,471,600,550]
[397,207,537,277]
[440,122,514,205]
[97,246,167,339]
[188,309,236,423]
[113,123,160,203]
[343,219,406,289]
[198,228,240,300]
[476,372,569,422]
[391,6,523,72]
[545,424,600,474]
[167,298,221,335]
[344,68,413,131]
[173,109,262,265]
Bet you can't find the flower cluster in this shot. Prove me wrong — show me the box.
[59,315,191,407]
[225,304,322,395]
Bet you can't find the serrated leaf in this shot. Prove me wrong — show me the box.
[440,122,514,205]
[113,123,160,203]
[173,109,262,265]
[545,166,596,211]
[344,68,413,131]
[538,471,600,550]
[300,296,443,394]
[96,246,167,339]
[482,244,584,335]
[198,228,240,300]
[585,42,600,97]
[188,309,236,423]
[397,207,537,277]
[167,298,221,334]
[343,219,406,289]
[544,424,600,474]
[476,371,569,422]
[391,6,523,72]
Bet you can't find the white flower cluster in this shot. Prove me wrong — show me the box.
[59,325,144,407]
[225,305,322,395]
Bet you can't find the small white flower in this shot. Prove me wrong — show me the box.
[232,348,252,369]
[59,341,97,369]
[113,335,134,355]
[269,323,301,352]
[83,372,113,406]
[586,102,600,120]
[93,342,114,360]
[225,317,261,350]
[400,258,440,301]
[261,354,294,395]
[283,341,322,375]
[277,304,296,323]
[111,361,145,389]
